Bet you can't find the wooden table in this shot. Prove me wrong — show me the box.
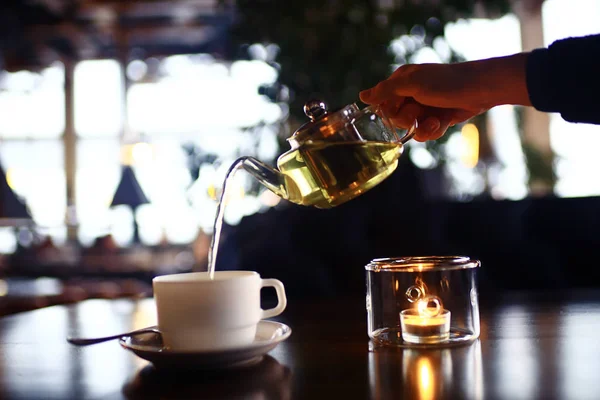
[1,290,600,399]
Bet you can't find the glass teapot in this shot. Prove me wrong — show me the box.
[240,99,417,209]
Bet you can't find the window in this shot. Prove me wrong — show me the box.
[0,63,66,249]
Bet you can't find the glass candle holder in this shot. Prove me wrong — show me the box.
[366,256,480,348]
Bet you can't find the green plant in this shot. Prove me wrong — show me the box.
[224,1,511,166]
[224,0,510,119]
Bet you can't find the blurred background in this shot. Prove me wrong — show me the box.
[0,0,598,311]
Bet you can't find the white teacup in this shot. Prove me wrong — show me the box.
[153,271,287,351]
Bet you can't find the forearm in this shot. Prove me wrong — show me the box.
[467,53,532,109]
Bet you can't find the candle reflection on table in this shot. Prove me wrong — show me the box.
[368,340,483,400]
[413,354,436,400]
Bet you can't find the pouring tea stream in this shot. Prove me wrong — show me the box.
[207,99,417,276]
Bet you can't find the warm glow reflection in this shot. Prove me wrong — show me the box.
[0,279,8,296]
[417,356,435,400]
[121,144,134,166]
[121,142,154,166]
[461,123,479,168]
[207,184,217,200]
[5,168,17,190]
[206,179,248,209]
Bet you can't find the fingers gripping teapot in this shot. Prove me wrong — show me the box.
[240,99,417,209]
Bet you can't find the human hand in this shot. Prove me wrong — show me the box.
[360,54,530,142]
[360,63,487,142]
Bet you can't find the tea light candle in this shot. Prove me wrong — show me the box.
[400,295,451,344]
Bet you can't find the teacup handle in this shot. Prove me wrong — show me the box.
[260,278,287,319]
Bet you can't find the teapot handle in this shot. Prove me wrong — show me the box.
[373,104,418,145]
[398,119,418,145]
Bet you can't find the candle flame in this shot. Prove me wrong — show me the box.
[417,295,442,318]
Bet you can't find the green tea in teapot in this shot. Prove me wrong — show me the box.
[277,140,402,208]
[237,100,415,211]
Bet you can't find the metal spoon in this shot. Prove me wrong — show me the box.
[67,326,160,346]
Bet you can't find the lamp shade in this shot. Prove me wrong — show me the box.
[0,162,31,221]
[110,165,149,209]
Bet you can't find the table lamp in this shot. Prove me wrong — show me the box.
[110,165,149,243]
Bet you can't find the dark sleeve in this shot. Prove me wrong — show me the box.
[526,34,600,124]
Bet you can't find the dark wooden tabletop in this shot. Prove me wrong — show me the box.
[1,290,600,400]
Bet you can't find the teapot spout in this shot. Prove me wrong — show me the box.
[239,157,289,200]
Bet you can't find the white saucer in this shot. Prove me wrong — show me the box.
[119,320,291,370]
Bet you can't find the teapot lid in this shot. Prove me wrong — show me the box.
[288,99,360,145]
